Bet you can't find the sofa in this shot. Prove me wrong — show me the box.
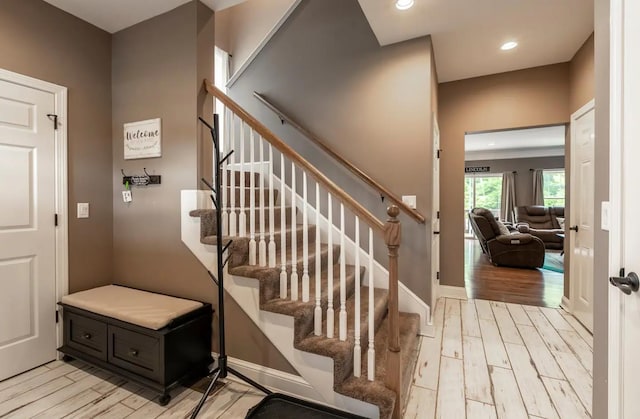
[468,208,545,269]
[515,206,565,250]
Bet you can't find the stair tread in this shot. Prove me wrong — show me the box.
[189,206,295,237]
[294,288,388,367]
[201,223,312,246]
[335,312,421,419]
[229,242,338,278]
[260,264,361,317]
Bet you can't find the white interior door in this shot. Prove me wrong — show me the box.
[431,114,440,309]
[0,76,57,380]
[609,0,640,417]
[569,101,595,332]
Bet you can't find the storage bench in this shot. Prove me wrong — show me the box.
[58,285,213,405]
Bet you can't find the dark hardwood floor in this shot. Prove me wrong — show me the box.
[464,239,564,307]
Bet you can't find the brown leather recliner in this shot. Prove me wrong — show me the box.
[515,206,564,250]
[468,208,545,269]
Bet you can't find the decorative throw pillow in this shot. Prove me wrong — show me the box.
[556,217,565,229]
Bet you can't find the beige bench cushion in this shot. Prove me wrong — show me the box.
[61,285,203,330]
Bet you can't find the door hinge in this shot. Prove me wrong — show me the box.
[620,267,625,277]
[54,213,58,226]
[55,310,59,323]
[437,211,440,219]
[436,271,440,280]
[436,149,441,159]
[47,114,59,130]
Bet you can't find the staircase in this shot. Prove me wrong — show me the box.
[181,81,430,418]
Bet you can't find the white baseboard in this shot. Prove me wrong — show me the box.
[211,353,324,403]
[560,296,572,312]
[438,285,468,300]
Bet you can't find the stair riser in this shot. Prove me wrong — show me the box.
[334,293,388,384]
[232,207,295,232]
[222,188,277,208]
[224,170,262,187]
[264,246,340,302]
[291,271,358,343]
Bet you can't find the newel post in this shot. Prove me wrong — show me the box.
[384,205,401,419]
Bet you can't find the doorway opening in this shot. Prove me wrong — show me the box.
[463,125,566,307]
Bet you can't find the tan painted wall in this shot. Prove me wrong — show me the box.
[0,0,113,293]
[570,34,595,114]
[215,0,298,74]
[438,64,571,287]
[111,1,296,374]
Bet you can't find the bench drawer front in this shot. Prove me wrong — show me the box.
[108,325,161,381]
[66,312,107,361]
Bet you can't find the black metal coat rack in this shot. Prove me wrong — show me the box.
[190,115,272,418]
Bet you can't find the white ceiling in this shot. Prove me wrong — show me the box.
[358,0,594,82]
[43,0,594,83]
[465,125,566,161]
[42,0,242,34]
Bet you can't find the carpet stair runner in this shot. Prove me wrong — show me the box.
[190,170,420,419]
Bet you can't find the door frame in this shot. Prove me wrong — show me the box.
[567,98,595,319]
[431,112,440,311]
[0,68,69,350]
[607,0,625,415]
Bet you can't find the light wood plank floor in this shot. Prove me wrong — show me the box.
[0,297,592,418]
[410,298,593,419]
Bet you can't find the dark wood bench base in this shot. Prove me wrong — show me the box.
[58,302,213,405]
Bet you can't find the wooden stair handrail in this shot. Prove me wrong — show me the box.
[253,91,426,224]
[205,79,384,233]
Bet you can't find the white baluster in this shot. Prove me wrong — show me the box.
[228,114,237,237]
[290,163,298,301]
[258,137,267,266]
[339,203,347,341]
[367,227,375,381]
[268,144,276,267]
[221,107,229,236]
[280,154,287,299]
[238,122,246,237]
[326,193,334,338]
[314,182,322,336]
[353,216,361,377]
[248,128,256,265]
[302,172,309,302]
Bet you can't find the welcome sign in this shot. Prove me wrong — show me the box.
[124,118,162,159]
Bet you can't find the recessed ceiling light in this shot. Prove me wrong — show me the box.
[501,41,518,51]
[488,142,496,146]
[395,0,414,11]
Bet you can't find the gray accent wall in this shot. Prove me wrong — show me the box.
[227,0,437,304]
[464,155,566,207]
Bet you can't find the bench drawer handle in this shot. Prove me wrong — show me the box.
[129,349,139,357]
[83,333,92,340]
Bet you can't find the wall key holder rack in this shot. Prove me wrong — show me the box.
[121,168,161,186]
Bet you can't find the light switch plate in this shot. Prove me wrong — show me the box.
[77,203,89,219]
[402,195,417,209]
[601,201,610,231]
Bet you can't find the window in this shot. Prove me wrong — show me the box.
[543,169,565,207]
[214,47,229,93]
[214,47,230,154]
[464,173,503,236]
